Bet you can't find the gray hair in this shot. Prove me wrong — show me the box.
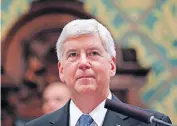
[56,19,116,61]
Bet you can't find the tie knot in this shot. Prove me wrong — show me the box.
[78,114,94,126]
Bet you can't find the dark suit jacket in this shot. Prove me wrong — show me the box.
[25,94,172,126]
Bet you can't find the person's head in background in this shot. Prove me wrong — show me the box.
[42,82,70,114]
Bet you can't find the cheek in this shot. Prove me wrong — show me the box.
[63,63,73,74]
[96,61,110,73]
[63,63,77,81]
[94,61,111,81]
[42,103,49,112]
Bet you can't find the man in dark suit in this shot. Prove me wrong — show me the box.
[25,19,172,126]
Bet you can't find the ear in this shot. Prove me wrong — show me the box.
[58,62,64,82]
[110,57,116,76]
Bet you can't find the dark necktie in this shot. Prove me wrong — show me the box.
[78,114,94,126]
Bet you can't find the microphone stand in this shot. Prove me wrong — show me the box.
[150,116,172,126]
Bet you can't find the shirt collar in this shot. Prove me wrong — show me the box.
[69,92,112,126]
[70,99,83,126]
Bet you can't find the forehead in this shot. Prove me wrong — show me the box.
[44,85,63,94]
[62,34,104,51]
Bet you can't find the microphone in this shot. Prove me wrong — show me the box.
[104,99,172,126]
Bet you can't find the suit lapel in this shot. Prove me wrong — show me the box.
[103,110,128,126]
[103,94,131,126]
[49,100,70,126]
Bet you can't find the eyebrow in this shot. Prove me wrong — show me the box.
[63,49,78,56]
[87,47,103,52]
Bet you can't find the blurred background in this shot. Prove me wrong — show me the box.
[1,0,177,125]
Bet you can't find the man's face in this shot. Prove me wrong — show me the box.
[58,34,116,96]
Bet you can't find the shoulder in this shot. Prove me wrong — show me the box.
[24,113,51,126]
[24,108,63,126]
[25,100,71,126]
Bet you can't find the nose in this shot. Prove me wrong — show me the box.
[78,53,90,70]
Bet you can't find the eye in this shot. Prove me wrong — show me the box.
[90,51,99,56]
[68,52,78,57]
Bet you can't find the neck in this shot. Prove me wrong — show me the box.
[71,90,109,114]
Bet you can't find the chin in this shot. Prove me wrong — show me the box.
[77,85,96,94]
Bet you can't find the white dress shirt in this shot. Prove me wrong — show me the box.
[69,92,112,126]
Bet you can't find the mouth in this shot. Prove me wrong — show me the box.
[77,76,95,80]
